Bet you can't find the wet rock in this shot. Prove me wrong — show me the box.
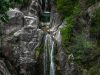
[8,26,43,75]
[10,26,42,60]
[0,0,43,75]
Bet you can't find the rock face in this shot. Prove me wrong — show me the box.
[0,0,73,75]
[0,0,44,75]
[11,26,43,64]
[0,60,11,75]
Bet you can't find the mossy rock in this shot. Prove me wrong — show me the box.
[87,65,100,75]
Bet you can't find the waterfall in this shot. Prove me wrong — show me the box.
[44,34,55,75]
[3,0,65,74]
[40,0,50,11]
[45,0,48,11]
[50,37,55,75]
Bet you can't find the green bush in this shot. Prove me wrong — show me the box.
[71,32,95,65]
[60,3,80,48]
[61,16,74,47]
[55,0,78,17]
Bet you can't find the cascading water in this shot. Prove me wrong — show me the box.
[2,0,65,75]
[41,0,56,74]
[50,41,55,75]
[41,0,65,74]
[45,0,48,11]
[44,34,55,75]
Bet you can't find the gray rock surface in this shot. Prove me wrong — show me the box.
[0,0,44,75]
[0,60,11,75]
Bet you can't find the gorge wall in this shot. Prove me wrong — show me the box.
[0,0,100,75]
[0,0,64,75]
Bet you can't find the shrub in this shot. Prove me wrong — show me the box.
[55,0,78,17]
[61,16,74,47]
[60,3,81,47]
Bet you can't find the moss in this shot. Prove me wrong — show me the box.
[35,47,41,59]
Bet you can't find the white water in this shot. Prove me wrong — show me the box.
[44,34,55,75]
[45,0,48,11]
[43,0,56,74]
[50,41,55,75]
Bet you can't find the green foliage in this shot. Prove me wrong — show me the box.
[55,0,78,17]
[60,3,81,47]
[71,32,95,65]
[56,0,100,74]
[72,4,81,16]
[61,16,74,46]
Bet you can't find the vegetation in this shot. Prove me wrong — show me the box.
[55,0,78,17]
[0,0,100,75]
[61,4,81,46]
[55,0,100,74]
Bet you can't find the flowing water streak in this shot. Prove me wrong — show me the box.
[50,40,55,75]
[45,0,48,11]
[44,34,55,75]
